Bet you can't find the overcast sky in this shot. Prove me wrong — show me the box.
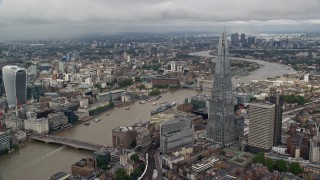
[1,0,320,40]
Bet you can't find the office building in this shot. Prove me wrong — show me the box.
[93,149,111,168]
[248,37,256,46]
[0,131,10,153]
[240,33,246,45]
[231,33,239,47]
[310,124,320,163]
[207,31,236,147]
[269,95,284,146]
[248,103,275,153]
[304,74,310,83]
[160,117,194,154]
[2,66,27,106]
[59,61,66,73]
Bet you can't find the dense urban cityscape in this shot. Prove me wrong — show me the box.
[2,0,320,180]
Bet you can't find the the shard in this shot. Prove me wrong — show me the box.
[207,30,236,147]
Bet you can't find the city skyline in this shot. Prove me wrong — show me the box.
[1,0,320,40]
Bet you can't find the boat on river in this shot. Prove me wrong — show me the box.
[94,118,101,123]
[84,122,90,126]
[151,102,175,115]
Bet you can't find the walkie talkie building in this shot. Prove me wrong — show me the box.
[207,31,236,147]
[2,65,27,106]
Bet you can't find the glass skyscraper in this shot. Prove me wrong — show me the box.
[2,65,27,106]
[207,31,236,147]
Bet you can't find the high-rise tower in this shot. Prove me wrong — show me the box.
[207,31,236,147]
[2,65,27,106]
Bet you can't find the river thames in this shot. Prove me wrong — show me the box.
[0,51,296,180]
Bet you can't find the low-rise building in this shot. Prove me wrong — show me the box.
[4,116,24,131]
[71,158,96,177]
[150,113,175,130]
[97,90,125,102]
[135,126,151,148]
[192,157,219,173]
[24,118,49,134]
[112,126,136,149]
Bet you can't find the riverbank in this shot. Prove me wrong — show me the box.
[189,50,296,84]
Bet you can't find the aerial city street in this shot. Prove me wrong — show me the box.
[1,0,320,180]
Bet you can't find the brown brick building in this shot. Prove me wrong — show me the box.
[112,126,137,149]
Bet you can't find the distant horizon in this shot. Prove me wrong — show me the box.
[2,29,320,42]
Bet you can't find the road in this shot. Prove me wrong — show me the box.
[154,148,163,180]
[142,140,160,180]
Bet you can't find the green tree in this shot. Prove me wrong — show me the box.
[131,168,142,179]
[130,153,139,163]
[198,155,203,161]
[150,89,160,96]
[138,84,146,90]
[119,79,134,88]
[289,162,303,175]
[135,76,142,82]
[264,158,274,172]
[116,168,127,180]
[275,159,287,172]
[253,152,265,164]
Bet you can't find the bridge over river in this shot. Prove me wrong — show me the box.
[31,135,113,152]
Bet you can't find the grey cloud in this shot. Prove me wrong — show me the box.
[0,0,320,40]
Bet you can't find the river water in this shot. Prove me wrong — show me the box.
[189,50,296,85]
[0,51,296,180]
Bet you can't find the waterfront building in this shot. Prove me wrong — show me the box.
[160,117,194,154]
[150,113,175,130]
[71,158,96,177]
[112,126,136,149]
[207,31,237,146]
[248,103,275,153]
[2,65,27,106]
[0,131,10,152]
[150,78,179,87]
[24,118,49,134]
[97,89,125,102]
[47,112,69,131]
